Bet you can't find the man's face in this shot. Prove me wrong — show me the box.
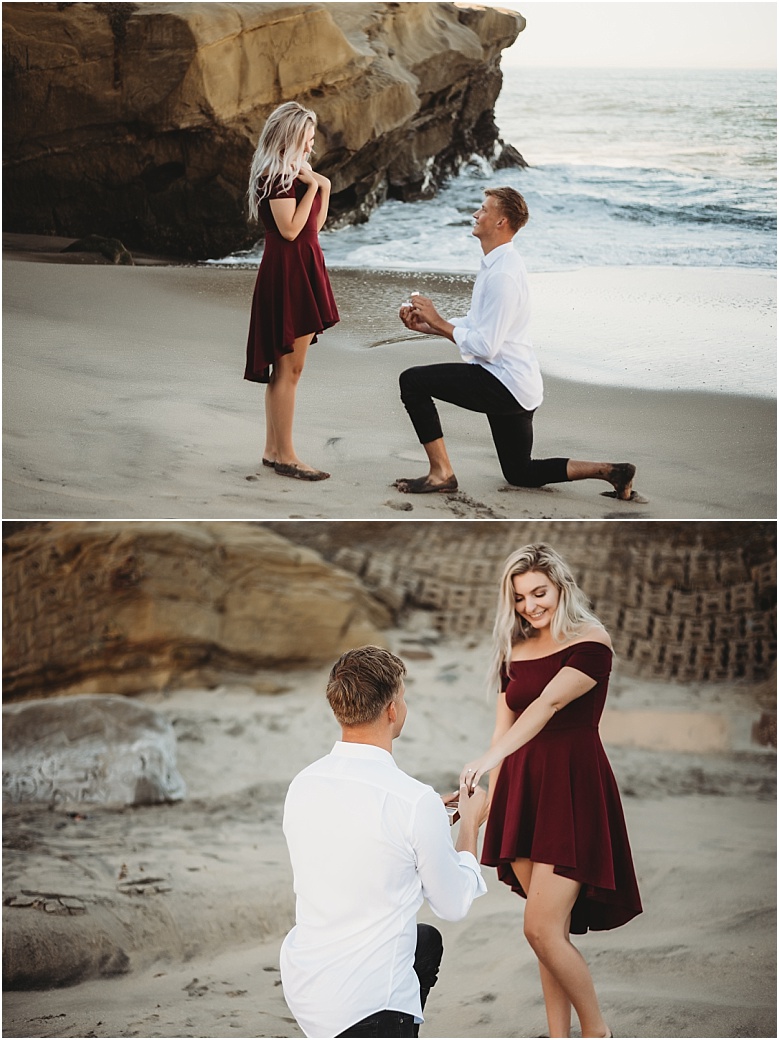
[390,682,408,738]
[471,194,504,240]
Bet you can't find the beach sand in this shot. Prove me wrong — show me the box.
[3,237,775,521]
[3,639,776,1039]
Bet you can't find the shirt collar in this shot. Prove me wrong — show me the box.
[480,241,515,269]
[332,740,397,767]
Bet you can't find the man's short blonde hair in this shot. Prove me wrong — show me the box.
[326,646,407,726]
[485,186,529,232]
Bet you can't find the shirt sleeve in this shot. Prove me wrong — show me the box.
[411,788,487,921]
[451,271,521,362]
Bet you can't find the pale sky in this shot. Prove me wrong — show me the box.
[481,2,778,68]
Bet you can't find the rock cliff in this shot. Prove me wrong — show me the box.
[2,522,390,699]
[3,1,524,259]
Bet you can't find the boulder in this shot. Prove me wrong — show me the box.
[2,2,524,258]
[2,521,391,699]
[2,695,186,809]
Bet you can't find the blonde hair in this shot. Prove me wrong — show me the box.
[247,101,317,222]
[485,544,601,696]
[485,186,529,232]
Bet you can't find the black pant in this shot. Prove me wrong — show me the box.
[336,924,443,1038]
[399,362,570,488]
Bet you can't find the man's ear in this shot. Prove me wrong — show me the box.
[386,699,397,724]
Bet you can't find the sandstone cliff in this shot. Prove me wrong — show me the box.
[2,522,391,699]
[3,1,524,259]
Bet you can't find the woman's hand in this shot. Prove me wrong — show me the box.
[297,162,317,187]
[460,751,500,792]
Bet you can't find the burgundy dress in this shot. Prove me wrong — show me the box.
[481,641,642,934]
[244,177,340,383]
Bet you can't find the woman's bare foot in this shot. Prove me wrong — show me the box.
[274,461,330,481]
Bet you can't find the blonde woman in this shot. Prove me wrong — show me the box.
[244,101,339,481]
[460,545,641,1039]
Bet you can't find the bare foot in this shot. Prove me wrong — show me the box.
[274,461,330,481]
[393,474,458,494]
[607,462,636,500]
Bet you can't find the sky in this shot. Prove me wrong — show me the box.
[477,2,778,68]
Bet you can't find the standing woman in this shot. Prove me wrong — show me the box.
[245,101,339,481]
[460,545,642,1039]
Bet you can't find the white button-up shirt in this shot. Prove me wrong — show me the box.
[451,241,544,411]
[280,741,486,1038]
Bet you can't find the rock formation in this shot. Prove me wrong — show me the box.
[2,522,391,700]
[3,695,186,808]
[3,2,525,259]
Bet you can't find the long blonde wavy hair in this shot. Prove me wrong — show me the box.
[247,101,317,222]
[485,544,601,696]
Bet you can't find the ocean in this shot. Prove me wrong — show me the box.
[221,67,777,396]
[314,67,776,273]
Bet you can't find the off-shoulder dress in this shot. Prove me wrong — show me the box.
[244,177,339,384]
[481,640,642,934]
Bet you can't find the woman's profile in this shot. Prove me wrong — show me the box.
[244,101,339,481]
[461,544,642,1039]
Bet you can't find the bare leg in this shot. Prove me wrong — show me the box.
[394,437,458,493]
[263,334,327,476]
[516,861,610,1039]
[512,859,572,1038]
[566,460,636,500]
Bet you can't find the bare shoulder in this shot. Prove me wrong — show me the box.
[573,624,612,650]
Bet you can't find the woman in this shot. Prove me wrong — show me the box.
[461,545,641,1039]
[244,101,339,481]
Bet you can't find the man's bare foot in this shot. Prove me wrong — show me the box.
[607,462,636,500]
[393,474,458,494]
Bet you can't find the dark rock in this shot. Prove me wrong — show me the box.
[61,234,134,264]
[2,2,524,259]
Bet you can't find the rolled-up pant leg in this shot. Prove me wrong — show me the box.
[399,362,569,487]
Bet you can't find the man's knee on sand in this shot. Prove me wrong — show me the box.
[399,365,429,401]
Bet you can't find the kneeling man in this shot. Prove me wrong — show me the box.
[281,646,488,1037]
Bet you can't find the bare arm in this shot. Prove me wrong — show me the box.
[460,665,598,789]
[486,689,517,807]
[312,169,331,232]
[268,167,318,242]
[453,783,488,856]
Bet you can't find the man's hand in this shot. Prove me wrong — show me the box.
[408,294,456,342]
[457,783,488,828]
[409,294,441,327]
[399,304,437,337]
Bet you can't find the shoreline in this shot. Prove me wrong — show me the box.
[3,238,776,520]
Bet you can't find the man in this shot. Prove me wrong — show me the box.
[395,186,637,499]
[280,646,488,1038]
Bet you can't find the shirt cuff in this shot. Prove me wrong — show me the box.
[457,850,488,896]
[451,325,468,348]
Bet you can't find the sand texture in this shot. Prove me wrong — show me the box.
[2,639,775,1039]
[3,242,775,521]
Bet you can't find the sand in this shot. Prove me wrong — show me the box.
[2,636,776,1040]
[2,236,776,520]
